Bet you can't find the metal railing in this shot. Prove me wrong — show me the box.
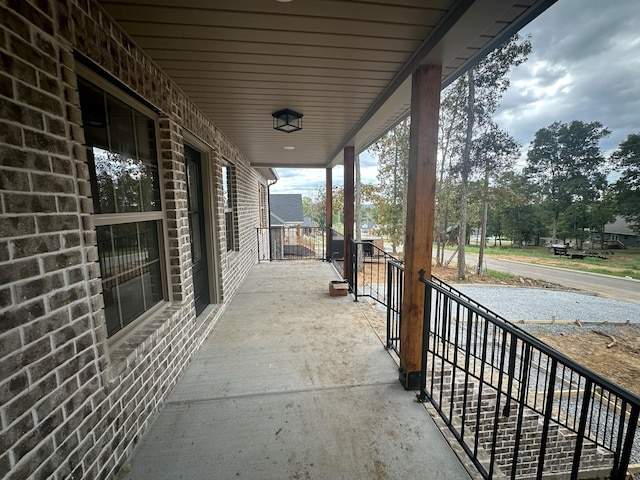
[329,228,344,277]
[349,239,400,305]
[386,259,404,356]
[418,271,640,480]
[257,227,325,262]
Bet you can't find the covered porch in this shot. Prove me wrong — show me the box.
[121,261,472,479]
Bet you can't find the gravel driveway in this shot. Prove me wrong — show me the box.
[455,285,640,323]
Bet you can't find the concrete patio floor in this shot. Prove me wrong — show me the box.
[121,261,472,480]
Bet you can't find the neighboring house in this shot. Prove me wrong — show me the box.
[270,194,304,227]
[268,195,320,259]
[361,221,376,236]
[592,216,640,248]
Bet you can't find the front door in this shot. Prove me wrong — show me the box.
[185,145,210,316]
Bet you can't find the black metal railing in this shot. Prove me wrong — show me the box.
[257,227,325,262]
[418,271,640,480]
[329,228,344,277]
[386,259,404,356]
[349,238,400,305]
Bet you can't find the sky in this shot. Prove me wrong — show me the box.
[271,0,640,197]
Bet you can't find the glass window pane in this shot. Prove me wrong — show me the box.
[97,225,116,280]
[143,260,163,306]
[104,282,121,337]
[139,220,160,263]
[225,211,234,251]
[91,147,118,213]
[222,166,230,209]
[140,163,161,212]
[135,111,158,165]
[190,213,202,262]
[118,274,145,328]
[107,95,136,159]
[78,78,108,150]
[113,154,143,213]
[187,160,198,211]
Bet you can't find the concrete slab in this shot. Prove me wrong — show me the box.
[122,262,471,480]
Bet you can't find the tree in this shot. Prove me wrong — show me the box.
[370,118,410,253]
[471,125,520,273]
[492,171,547,246]
[302,193,324,227]
[612,133,640,233]
[305,185,345,230]
[442,33,532,278]
[525,120,611,242]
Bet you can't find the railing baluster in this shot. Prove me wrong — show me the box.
[536,357,557,480]
[460,305,474,442]
[510,343,531,480]
[449,295,460,423]
[473,318,490,458]
[616,404,639,480]
[409,274,640,480]
[571,378,593,480]
[488,328,508,479]
[419,274,432,403]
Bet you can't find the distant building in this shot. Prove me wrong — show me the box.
[270,194,304,228]
[592,217,640,248]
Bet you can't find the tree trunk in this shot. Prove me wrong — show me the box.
[477,201,488,275]
[457,69,475,280]
[477,170,490,274]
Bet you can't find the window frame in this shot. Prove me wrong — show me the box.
[77,64,170,346]
[222,161,239,252]
[259,183,268,228]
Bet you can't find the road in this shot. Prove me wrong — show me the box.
[471,256,640,305]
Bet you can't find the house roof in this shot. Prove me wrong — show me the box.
[605,216,638,236]
[98,0,556,170]
[270,194,304,226]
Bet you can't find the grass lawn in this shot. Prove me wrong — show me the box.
[456,245,640,280]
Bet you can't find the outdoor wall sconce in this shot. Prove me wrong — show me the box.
[272,109,303,133]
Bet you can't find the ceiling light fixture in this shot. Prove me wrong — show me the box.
[272,109,303,133]
[284,146,295,150]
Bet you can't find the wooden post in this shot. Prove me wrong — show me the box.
[400,64,442,390]
[325,167,332,261]
[343,146,355,282]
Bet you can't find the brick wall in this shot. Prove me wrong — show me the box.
[428,365,614,479]
[1,1,266,479]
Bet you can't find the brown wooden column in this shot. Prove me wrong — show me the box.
[400,64,442,390]
[343,146,355,281]
[325,167,332,261]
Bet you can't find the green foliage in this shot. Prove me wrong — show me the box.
[524,120,611,241]
[438,33,532,277]
[370,118,410,252]
[612,133,640,233]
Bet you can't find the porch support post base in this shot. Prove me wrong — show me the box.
[399,367,422,391]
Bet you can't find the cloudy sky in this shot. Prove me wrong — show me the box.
[271,0,640,196]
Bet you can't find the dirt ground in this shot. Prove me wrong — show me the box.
[532,326,640,397]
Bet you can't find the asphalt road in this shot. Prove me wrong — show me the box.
[471,256,640,305]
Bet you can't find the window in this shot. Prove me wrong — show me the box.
[78,74,166,338]
[222,164,238,251]
[259,183,268,228]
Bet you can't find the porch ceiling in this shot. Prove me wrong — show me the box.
[98,0,555,169]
